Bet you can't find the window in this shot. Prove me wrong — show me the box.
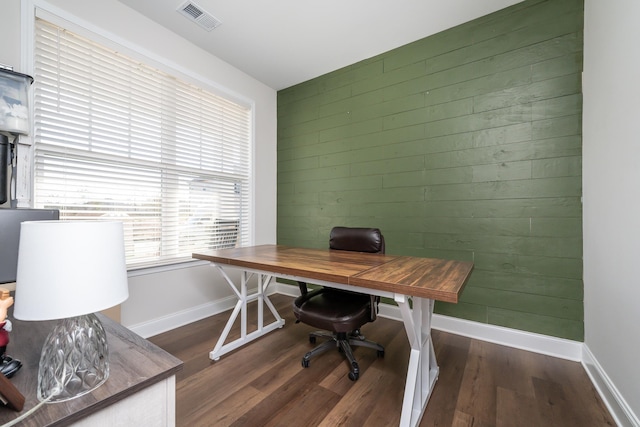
[32,18,251,269]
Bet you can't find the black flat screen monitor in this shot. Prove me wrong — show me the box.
[0,208,59,284]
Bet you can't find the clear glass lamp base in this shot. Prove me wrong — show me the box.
[38,313,110,403]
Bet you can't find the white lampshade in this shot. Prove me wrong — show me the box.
[14,220,129,321]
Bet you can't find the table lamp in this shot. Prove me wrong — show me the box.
[13,220,129,403]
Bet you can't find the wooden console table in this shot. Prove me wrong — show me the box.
[0,313,182,426]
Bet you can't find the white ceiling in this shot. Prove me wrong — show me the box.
[117,0,523,90]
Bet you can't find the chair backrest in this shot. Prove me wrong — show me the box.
[329,227,385,254]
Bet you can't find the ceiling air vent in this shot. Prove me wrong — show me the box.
[177,1,222,31]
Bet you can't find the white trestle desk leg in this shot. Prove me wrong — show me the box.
[209,265,285,361]
[240,271,248,338]
[257,273,264,330]
[395,294,439,427]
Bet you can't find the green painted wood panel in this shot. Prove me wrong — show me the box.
[277,0,584,341]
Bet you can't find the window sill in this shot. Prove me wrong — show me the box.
[127,259,211,278]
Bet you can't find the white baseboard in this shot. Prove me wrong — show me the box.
[128,283,638,427]
[582,345,640,427]
[377,299,583,361]
[432,313,583,361]
[275,282,300,298]
[127,295,237,338]
[278,282,582,361]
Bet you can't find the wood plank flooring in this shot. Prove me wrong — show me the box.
[148,294,616,427]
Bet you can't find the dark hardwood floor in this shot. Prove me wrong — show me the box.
[148,294,616,427]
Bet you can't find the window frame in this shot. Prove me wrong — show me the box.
[22,2,257,273]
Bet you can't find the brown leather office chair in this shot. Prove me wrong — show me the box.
[293,226,385,381]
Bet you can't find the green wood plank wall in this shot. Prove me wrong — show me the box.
[276,0,584,341]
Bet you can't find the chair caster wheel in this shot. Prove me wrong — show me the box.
[377,350,385,358]
[348,362,359,381]
[302,358,310,368]
[309,336,316,344]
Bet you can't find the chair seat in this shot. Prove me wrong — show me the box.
[293,288,372,333]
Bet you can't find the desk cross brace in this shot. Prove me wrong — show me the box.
[209,265,285,361]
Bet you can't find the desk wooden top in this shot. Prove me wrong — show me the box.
[193,245,473,303]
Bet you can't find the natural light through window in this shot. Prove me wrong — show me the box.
[32,18,252,269]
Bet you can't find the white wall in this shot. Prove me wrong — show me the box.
[583,0,640,425]
[0,1,21,209]
[0,2,21,67]
[1,0,277,334]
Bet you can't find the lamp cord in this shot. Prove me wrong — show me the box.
[1,391,57,427]
[1,366,66,427]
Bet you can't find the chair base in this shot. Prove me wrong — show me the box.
[301,330,384,381]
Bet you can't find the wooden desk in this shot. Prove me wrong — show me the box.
[193,245,473,427]
[0,313,183,426]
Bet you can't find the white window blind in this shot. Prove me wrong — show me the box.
[32,18,251,269]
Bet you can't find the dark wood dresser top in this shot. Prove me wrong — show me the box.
[0,313,183,426]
